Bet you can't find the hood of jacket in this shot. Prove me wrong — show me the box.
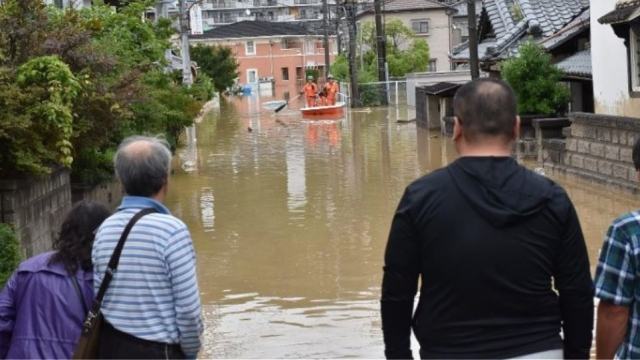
[447,157,554,227]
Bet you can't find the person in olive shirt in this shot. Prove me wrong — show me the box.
[381,78,594,359]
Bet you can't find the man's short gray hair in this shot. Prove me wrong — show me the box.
[114,135,172,197]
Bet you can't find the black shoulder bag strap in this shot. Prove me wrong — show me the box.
[89,208,157,313]
[71,275,88,315]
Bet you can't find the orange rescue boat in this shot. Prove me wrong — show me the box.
[300,102,346,119]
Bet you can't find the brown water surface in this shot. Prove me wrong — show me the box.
[166,96,640,358]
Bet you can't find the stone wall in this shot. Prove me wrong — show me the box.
[541,112,640,192]
[0,169,72,257]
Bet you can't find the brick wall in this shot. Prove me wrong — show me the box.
[541,112,640,192]
[0,169,72,257]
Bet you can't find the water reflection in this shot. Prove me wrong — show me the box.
[286,134,306,213]
[166,95,640,358]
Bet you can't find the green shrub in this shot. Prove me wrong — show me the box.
[502,41,570,115]
[0,224,21,289]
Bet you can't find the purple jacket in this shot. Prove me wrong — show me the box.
[0,251,93,359]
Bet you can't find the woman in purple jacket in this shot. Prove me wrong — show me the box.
[0,201,110,359]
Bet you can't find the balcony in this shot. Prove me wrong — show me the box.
[276,14,296,21]
[252,0,289,7]
[204,0,239,9]
[293,0,320,5]
[236,15,257,21]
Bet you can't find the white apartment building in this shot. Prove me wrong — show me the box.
[200,0,351,30]
[44,0,91,8]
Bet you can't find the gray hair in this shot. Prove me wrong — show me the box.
[114,135,172,197]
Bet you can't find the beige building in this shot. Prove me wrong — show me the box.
[357,0,457,72]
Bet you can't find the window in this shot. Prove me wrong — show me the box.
[631,26,640,92]
[247,69,258,83]
[282,67,289,81]
[282,38,302,49]
[411,19,429,34]
[54,0,64,8]
[428,59,437,72]
[245,40,256,55]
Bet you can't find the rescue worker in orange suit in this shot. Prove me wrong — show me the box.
[323,74,340,106]
[302,76,318,108]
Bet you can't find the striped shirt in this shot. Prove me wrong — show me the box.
[92,196,203,358]
[594,211,640,359]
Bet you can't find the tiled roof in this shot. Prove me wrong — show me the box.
[452,0,589,61]
[555,48,591,78]
[599,0,640,24]
[190,21,312,39]
[451,39,497,60]
[539,8,589,51]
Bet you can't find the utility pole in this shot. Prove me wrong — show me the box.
[179,0,193,86]
[322,0,331,79]
[467,0,479,80]
[374,0,387,105]
[345,0,360,107]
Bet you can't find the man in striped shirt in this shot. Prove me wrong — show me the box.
[92,136,203,359]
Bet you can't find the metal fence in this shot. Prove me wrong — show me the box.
[342,80,407,107]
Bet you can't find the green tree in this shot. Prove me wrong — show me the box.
[0,0,213,182]
[502,41,569,115]
[0,56,80,175]
[353,20,429,78]
[331,54,349,81]
[190,44,239,93]
[0,224,21,289]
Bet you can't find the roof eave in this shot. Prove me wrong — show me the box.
[599,6,640,25]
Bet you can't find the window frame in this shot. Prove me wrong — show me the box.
[428,59,437,72]
[245,40,256,56]
[411,19,430,35]
[281,67,289,81]
[247,69,258,84]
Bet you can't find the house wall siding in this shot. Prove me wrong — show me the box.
[591,0,640,117]
[358,8,452,73]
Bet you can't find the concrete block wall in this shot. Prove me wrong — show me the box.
[0,169,72,257]
[0,170,123,257]
[541,112,640,192]
[72,180,123,211]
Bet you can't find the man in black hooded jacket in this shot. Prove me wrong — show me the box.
[381,78,594,359]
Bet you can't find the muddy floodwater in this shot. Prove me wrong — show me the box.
[165,96,640,358]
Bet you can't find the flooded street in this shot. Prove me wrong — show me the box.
[166,97,640,358]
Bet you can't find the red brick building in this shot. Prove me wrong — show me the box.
[190,21,338,91]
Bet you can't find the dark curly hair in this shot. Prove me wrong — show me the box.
[49,201,111,275]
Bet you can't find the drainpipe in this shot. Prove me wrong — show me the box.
[270,39,274,79]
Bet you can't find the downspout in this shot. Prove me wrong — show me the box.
[270,39,274,79]
[448,9,453,70]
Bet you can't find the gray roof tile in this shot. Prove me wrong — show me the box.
[555,48,591,77]
[470,0,589,60]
